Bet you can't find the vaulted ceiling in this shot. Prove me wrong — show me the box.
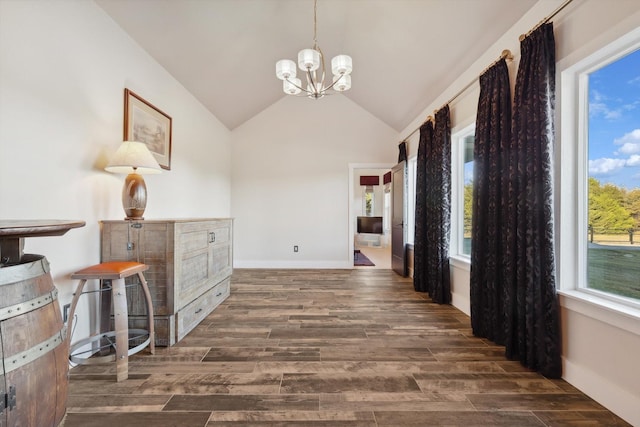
[96,0,538,131]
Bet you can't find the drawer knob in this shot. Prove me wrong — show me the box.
[208,232,216,243]
[216,292,222,297]
[195,308,203,314]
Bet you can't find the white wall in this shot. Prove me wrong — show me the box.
[399,1,640,424]
[231,95,397,268]
[0,0,231,337]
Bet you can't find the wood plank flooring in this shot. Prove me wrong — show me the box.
[63,269,631,427]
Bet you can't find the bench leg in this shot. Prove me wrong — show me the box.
[66,279,87,349]
[137,272,155,354]
[99,279,113,356]
[112,277,128,382]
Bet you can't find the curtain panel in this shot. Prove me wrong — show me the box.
[504,22,561,378]
[413,107,452,304]
[429,106,452,304]
[413,121,433,293]
[398,141,408,163]
[470,58,512,346]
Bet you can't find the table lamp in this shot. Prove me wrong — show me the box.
[105,141,162,220]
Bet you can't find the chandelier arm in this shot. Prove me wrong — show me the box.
[307,69,319,94]
[323,73,346,91]
[284,77,312,94]
[318,46,326,92]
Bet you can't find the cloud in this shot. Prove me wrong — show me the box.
[618,142,640,155]
[628,75,640,86]
[589,158,627,175]
[593,129,640,174]
[589,101,622,120]
[589,91,638,120]
[592,90,605,102]
[614,129,640,154]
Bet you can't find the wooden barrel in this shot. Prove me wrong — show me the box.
[0,255,67,427]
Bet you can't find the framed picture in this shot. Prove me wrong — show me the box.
[124,88,172,170]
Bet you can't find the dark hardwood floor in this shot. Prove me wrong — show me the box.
[63,269,631,426]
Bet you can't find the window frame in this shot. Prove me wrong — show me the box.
[451,122,475,263]
[558,26,640,335]
[406,156,417,245]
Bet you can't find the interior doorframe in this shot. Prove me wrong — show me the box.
[348,163,396,267]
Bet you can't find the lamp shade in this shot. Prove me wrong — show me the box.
[298,48,320,71]
[331,54,352,75]
[283,77,302,95]
[333,74,351,92]
[105,141,162,175]
[276,59,297,80]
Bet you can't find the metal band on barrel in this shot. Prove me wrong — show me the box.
[3,329,64,373]
[0,256,50,286]
[0,289,58,321]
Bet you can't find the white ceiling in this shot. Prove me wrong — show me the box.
[96,0,538,131]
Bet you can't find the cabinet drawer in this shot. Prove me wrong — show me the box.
[176,278,230,341]
[210,277,230,306]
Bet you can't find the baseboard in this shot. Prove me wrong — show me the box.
[563,357,640,426]
[451,293,471,316]
[234,260,353,269]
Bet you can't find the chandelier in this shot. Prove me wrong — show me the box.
[275,0,352,99]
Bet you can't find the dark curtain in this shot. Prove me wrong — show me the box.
[414,107,452,303]
[504,22,561,378]
[413,121,433,293]
[398,141,408,163]
[469,59,512,345]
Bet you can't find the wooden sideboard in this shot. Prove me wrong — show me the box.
[100,218,232,346]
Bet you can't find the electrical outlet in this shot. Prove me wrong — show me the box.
[294,245,299,252]
[127,242,134,250]
[63,303,70,323]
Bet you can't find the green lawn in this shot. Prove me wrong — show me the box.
[588,245,640,300]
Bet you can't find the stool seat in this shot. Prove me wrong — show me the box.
[71,261,149,280]
[67,261,154,381]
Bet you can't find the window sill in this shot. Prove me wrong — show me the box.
[450,255,471,272]
[558,289,640,337]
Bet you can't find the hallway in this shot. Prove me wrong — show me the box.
[64,269,629,426]
[354,244,392,269]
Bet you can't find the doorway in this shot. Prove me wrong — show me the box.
[348,163,395,269]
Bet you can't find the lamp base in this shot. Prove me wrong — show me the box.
[122,172,147,220]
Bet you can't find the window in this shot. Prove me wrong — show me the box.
[452,123,475,258]
[383,185,391,233]
[406,157,417,244]
[363,187,374,216]
[560,28,640,314]
[585,48,640,302]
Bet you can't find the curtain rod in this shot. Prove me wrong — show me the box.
[519,0,574,41]
[398,0,575,145]
[399,49,513,143]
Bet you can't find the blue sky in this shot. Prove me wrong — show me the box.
[588,48,640,190]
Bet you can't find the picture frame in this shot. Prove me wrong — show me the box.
[124,88,172,170]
